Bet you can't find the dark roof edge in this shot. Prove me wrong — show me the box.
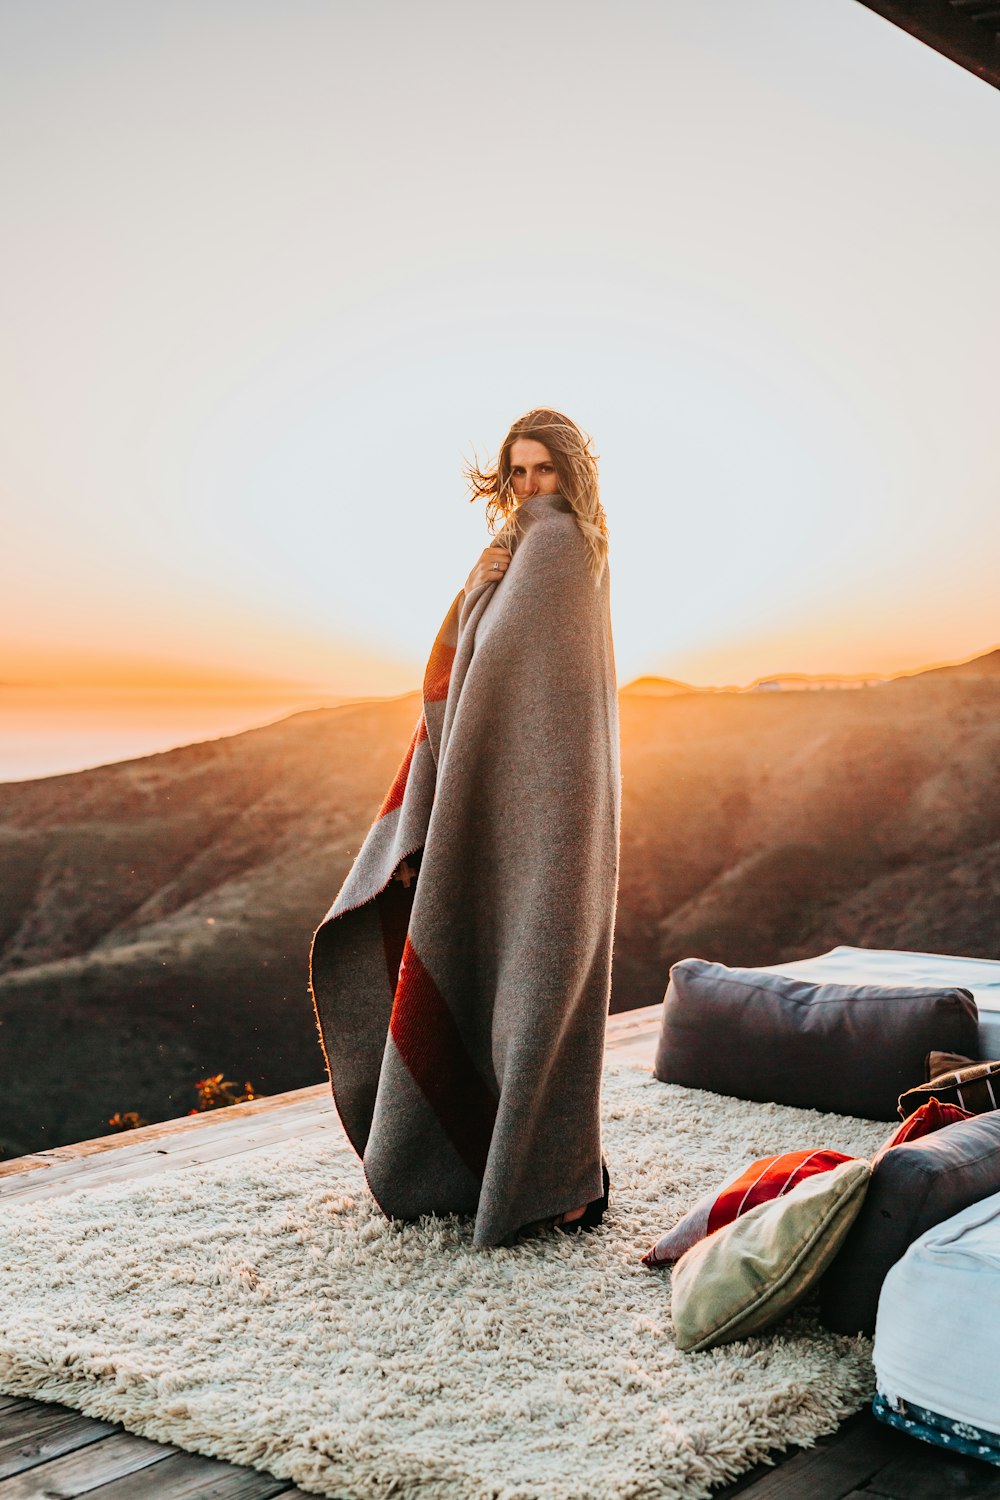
[855,0,1000,91]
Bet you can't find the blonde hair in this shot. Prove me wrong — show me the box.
[462,408,609,584]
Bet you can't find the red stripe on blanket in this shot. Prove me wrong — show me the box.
[707,1149,852,1235]
[377,714,428,819]
[424,640,455,703]
[376,876,417,999]
[390,937,498,1180]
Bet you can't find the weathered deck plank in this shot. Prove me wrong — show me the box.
[706,1399,1000,1499]
[0,1401,119,1481]
[0,1424,174,1497]
[864,1445,1000,1500]
[0,1113,349,1204]
[0,1088,334,1191]
[0,1402,31,1419]
[713,1412,893,1497]
[0,1401,311,1498]
[57,1446,303,1498]
[0,1089,333,1184]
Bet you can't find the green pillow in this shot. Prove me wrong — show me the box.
[670,1158,871,1352]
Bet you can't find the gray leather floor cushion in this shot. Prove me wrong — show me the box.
[820,1110,1000,1335]
[653,959,979,1121]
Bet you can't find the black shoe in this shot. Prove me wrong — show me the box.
[555,1161,610,1234]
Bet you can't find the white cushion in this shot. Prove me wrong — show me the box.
[873,1187,1000,1431]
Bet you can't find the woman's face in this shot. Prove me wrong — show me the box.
[508,438,560,501]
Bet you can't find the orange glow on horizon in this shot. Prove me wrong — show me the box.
[5,629,999,702]
[0,639,421,697]
[655,608,1000,692]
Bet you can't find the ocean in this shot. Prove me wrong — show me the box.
[0,686,345,783]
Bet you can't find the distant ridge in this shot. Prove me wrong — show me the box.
[747,672,886,692]
[619,676,704,697]
[620,671,883,695]
[623,646,999,697]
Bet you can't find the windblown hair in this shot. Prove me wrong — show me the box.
[462,408,609,584]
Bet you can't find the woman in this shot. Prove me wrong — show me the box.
[309,408,621,1248]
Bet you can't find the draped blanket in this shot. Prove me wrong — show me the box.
[308,491,621,1248]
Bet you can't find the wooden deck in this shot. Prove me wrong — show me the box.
[1,1004,998,1499]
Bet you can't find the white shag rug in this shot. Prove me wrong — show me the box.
[0,1062,890,1500]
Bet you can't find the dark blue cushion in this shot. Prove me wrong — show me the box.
[653,958,979,1121]
[820,1110,1000,1335]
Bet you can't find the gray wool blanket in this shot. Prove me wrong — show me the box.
[308,491,622,1248]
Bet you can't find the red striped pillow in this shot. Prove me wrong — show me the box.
[871,1097,972,1164]
[642,1149,853,1267]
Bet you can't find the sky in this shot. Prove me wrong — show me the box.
[1,0,998,753]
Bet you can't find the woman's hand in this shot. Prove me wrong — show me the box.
[463,546,511,596]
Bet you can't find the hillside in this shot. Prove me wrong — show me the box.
[904,646,1000,682]
[620,676,702,696]
[1,672,999,1155]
